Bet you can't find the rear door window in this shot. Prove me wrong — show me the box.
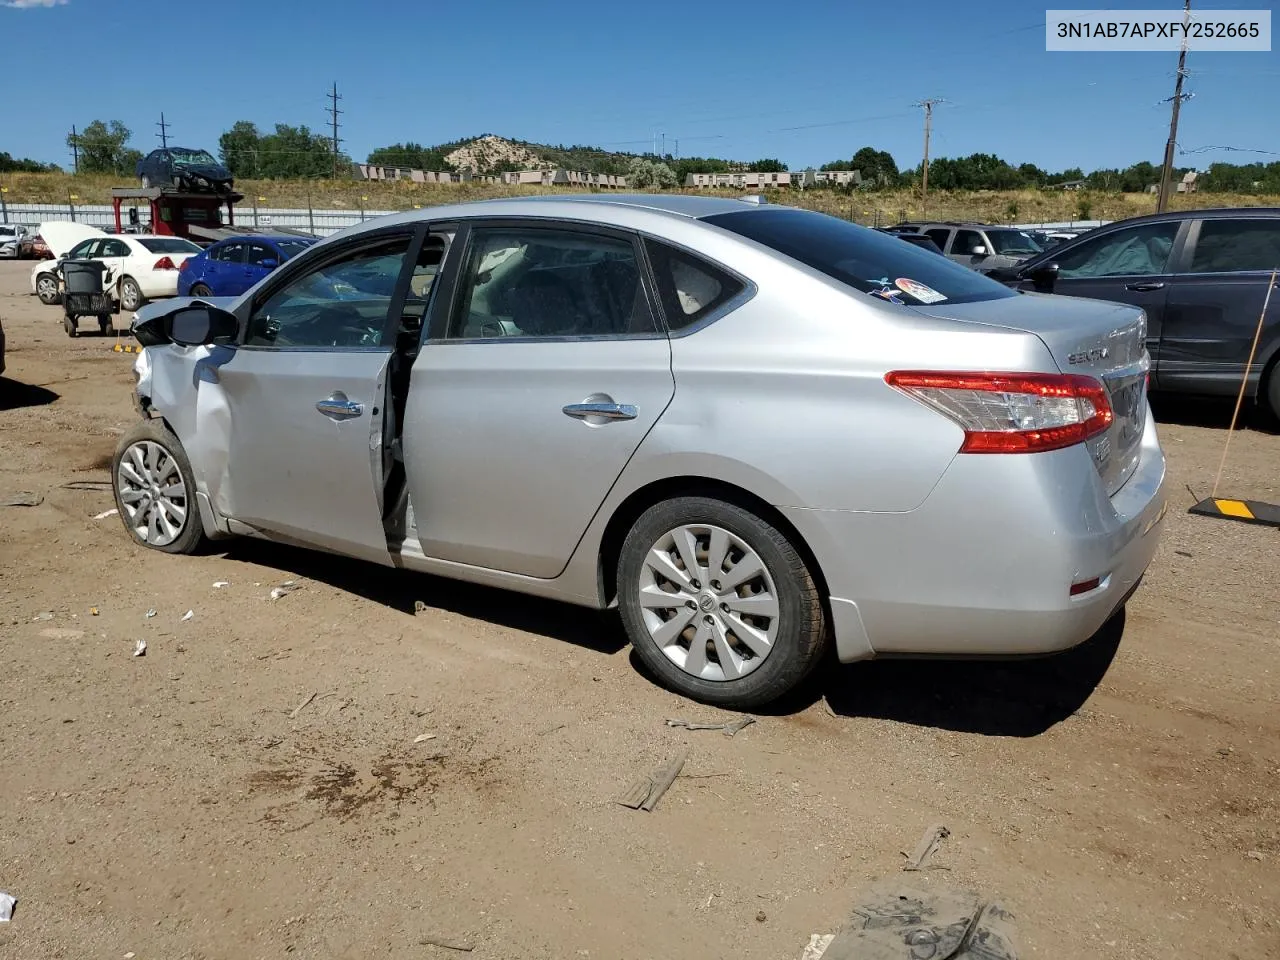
[703,208,1016,305]
[643,239,744,331]
[1187,219,1280,273]
[1055,223,1179,279]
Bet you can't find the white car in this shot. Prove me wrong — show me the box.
[1,224,31,259]
[31,222,202,311]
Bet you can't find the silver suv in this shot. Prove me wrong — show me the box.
[896,222,1046,273]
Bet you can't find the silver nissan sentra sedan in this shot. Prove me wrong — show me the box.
[117,194,1167,707]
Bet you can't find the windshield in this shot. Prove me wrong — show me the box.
[170,149,218,167]
[703,207,1016,306]
[275,239,316,260]
[985,229,1044,256]
[137,238,202,254]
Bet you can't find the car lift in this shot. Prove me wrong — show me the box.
[110,187,317,245]
[1188,267,1280,528]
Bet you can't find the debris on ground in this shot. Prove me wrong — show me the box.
[756,910,768,922]
[0,890,15,922]
[816,883,1017,960]
[60,480,113,491]
[269,581,302,600]
[92,508,118,520]
[666,717,756,737]
[290,692,318,718]
[89,606,99,616]
[413,734,438,743]
[212,581,229,588]
[617,751,688,811]
[144,609,156,619]
[2,492,44,507]
[133,640,147,657]
[32,612,53,622]
[418,934,473,952]
[800,934,835,960]
[1246,850,1264,861]
[414,600,429,615]
[901,823,950,872]
[181,609,194,622]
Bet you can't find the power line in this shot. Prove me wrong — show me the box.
[327,82,343,179]
[1157,0,1193,213]
[156,112,171,149]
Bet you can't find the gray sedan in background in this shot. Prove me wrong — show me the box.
[117,195,1167,707]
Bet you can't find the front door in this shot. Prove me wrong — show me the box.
[214,231,419,564]
[1020,219,1184,379]
[403,221,675,578]
[1160,217,1280,396]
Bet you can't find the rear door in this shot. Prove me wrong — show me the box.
[213,229,421,563]
[213,241,247,295]
[402,220,674,578]
[1018,219,1186,380]
[1159,216,1280,396]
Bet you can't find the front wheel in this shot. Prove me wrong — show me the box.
[112,420,205,555]
[189,282,213,297]
[119,277,145,312]
[617,496,829,708]
[36,272,61,305]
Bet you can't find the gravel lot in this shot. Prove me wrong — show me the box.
[1,257,1277,960]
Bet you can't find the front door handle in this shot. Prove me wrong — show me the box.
[1125,281,1165,292]
[562,402,638,422]
[316,393,364,421]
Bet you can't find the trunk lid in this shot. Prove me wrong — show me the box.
[910,291,1149,496]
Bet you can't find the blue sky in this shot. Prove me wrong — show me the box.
[1,0,1276,173]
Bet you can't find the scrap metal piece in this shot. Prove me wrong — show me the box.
[2,492,43,507]
[666,716,756,737]
[419,935,473,952]
[902,823,950,871]
[822,883,1017,960]
[0,890,15,922]
[617,752,688,811]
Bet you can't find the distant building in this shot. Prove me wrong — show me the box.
[1144,171,1198,194]
[1053,179,1088,191]
[500,169,628,188]
[795,169,862,188]
[684,171,792,189]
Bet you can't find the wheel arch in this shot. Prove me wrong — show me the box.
[596,475,831,611]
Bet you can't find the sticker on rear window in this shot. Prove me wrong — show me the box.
[894,278,947,304]
[871,286,905,304]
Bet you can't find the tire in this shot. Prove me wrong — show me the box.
[111,420,205,555]
[63,316,77,338]
[140,174,152,188]
[99,315,113,335]
[119,276,145,312]
[1265,365,1280,425]
[617,496,828,708]
[189,282,213,298]
[36,272,61,305]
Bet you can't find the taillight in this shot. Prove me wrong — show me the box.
[154,257,177,270]
[178,257,192,272]
[885,371,1114,454]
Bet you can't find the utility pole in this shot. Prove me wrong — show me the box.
[70,124,79,174]
[327,82,343,179]
[674,138,679,159]
[661,132,665,158]
[913,99,944,215]
[1156,0,1193,213]
[156,112,171,149]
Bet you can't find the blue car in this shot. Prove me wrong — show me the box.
[179,234,317,298]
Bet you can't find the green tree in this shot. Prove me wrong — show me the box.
[671,155,730,185]
[68,120,140,176]
[366,142,454,172]
[256,124,350,179]
[0,152,58,173]
[219,121,262,178]
[627,157,677,189]
[747,158,787,173]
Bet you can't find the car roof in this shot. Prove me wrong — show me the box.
[1086,206,1280,227]
[212,234,314,243]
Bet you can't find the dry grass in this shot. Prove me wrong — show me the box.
[3,171,1277,225]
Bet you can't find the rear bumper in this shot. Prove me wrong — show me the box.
[784,409,1167,662]
[135,273,180,298]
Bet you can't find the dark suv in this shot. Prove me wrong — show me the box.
[989,208,1280,416]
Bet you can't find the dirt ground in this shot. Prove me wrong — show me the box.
[1,257,1277,960]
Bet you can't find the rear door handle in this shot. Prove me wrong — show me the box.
[1125,282,1165,292]
[316,393,364,420]
[562,402,638,422]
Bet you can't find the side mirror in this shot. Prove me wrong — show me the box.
[1024,262,1060,293]
[260,258,279,270]
[970,245,988,256]
[133,303,238,347]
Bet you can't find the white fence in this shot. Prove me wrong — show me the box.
[0,202,398,237]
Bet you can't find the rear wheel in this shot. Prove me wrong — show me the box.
[111,420,205,555]
[99,315,113,335]
[36,272,61,305]
[1265,365,1280,425]
[140,174,152,188]
[617,496,829,708]
[63,316,77,338]
[120,276,145,312]
[190,282,213,297]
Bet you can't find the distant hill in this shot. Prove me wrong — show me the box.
[435,134,641,176]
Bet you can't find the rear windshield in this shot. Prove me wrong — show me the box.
[702,207,1017,306]
[985,228,1044,256]
[275,239,316,260]
[137,238,202,254]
